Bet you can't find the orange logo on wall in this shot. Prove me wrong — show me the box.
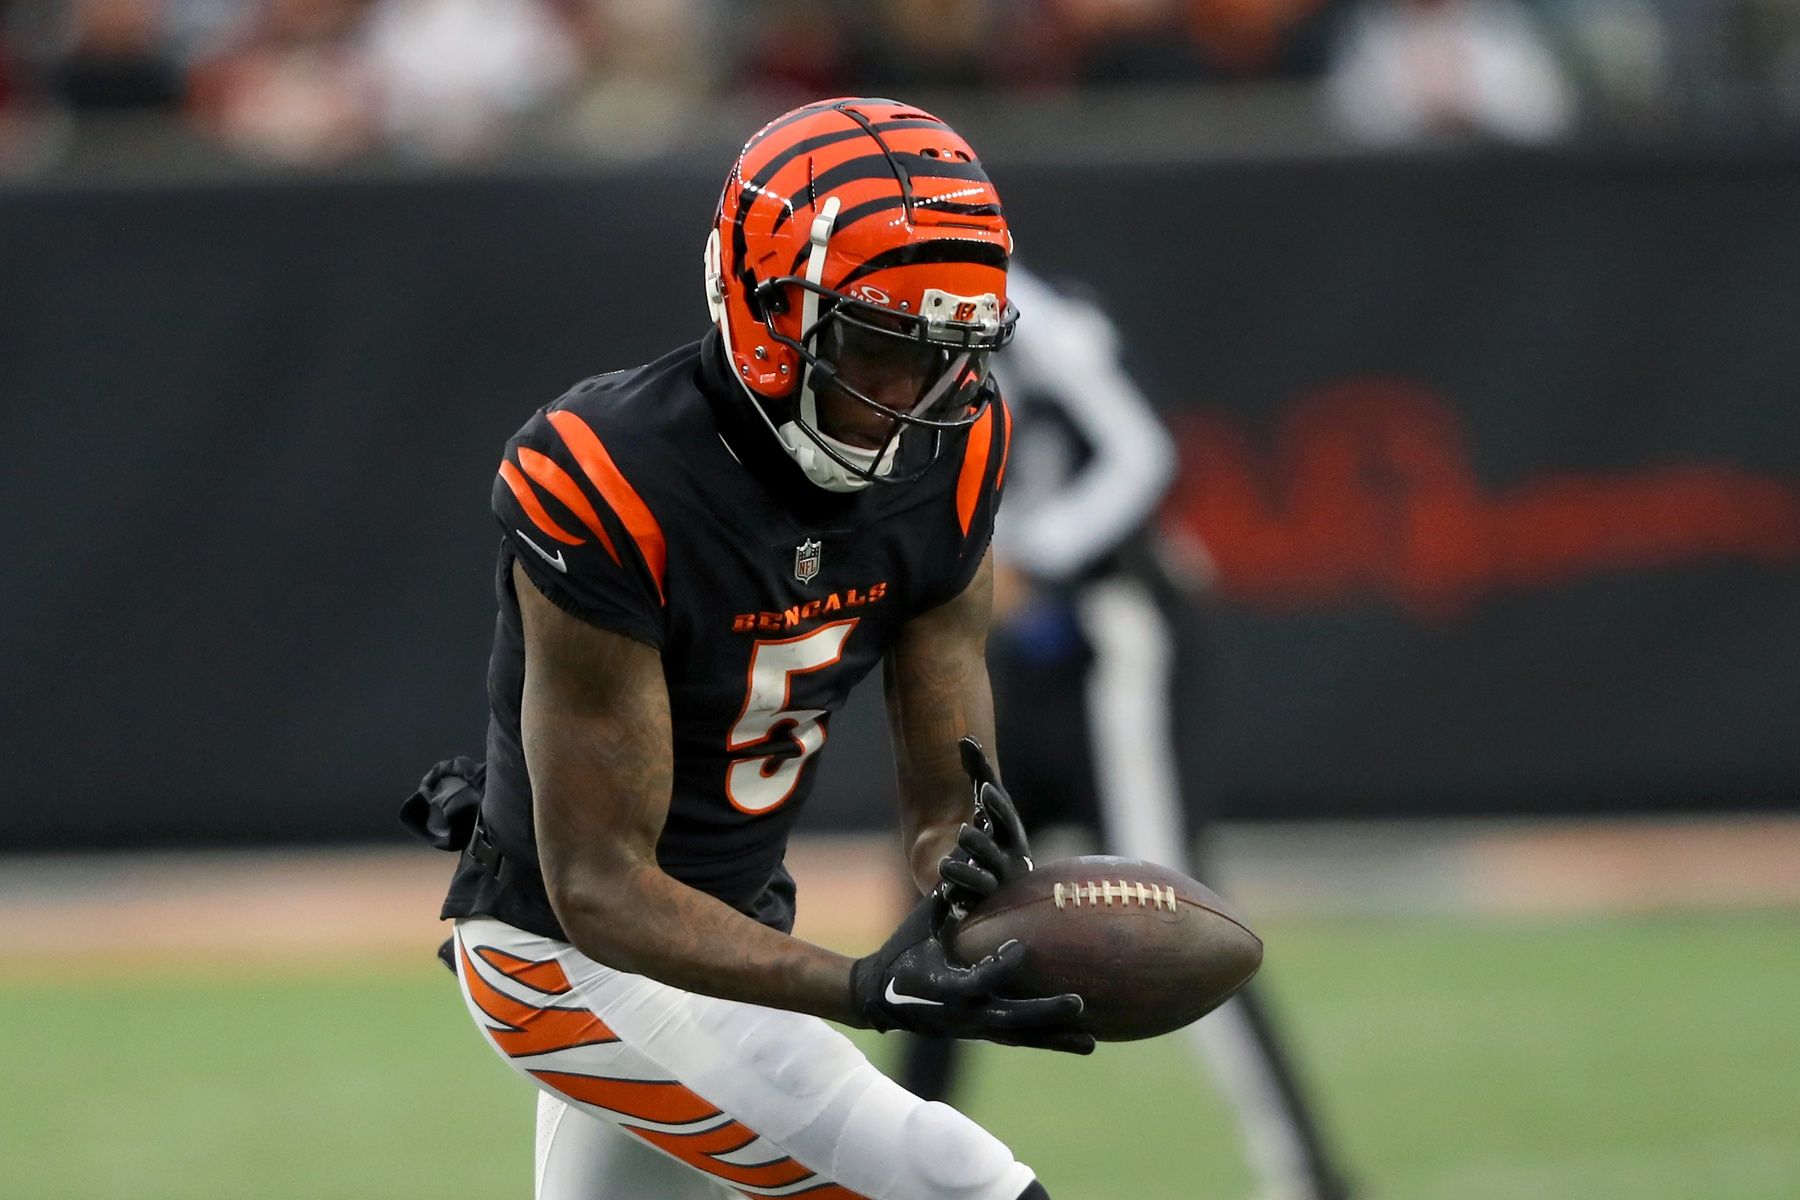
[1162,379,1800,618]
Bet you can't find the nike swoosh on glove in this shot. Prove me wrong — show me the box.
[848,888,1093,1054]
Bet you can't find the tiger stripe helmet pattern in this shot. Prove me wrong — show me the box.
[703,97,1017,492]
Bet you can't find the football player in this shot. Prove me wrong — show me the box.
[408,98,1087,1200]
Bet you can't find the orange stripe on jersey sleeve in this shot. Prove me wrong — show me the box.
[955,404,997,537]
[546,409,668,605]
[498,459,584,546]
[995,397,1013,491]
[516,446,621,566]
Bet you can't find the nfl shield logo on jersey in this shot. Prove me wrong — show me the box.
[794,538,822,584]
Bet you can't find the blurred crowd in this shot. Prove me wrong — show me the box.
[3,0,1800,166]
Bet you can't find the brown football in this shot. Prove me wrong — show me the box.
[949,855,1263,1042]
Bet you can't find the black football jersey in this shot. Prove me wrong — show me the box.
[442,330,1010,940]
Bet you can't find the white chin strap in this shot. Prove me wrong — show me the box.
[702,201,895,494]
[780,416,899,492]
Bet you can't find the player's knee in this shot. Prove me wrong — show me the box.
[902,1101,1017,1194]
[731,1007,854,1101]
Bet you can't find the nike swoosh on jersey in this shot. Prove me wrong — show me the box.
[884,979,946,1008]
[515,529,568,573]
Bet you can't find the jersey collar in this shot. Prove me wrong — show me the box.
[696,328,864,521]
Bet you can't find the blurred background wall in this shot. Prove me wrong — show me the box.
[3,0,1799,850]
[4,10,1798,1200]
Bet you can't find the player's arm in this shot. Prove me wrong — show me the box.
[874,551,1089,1053]
[514,559,860,1023]
[521,559,1079,1046]
[886,549,1045,913]
[883,549,1000,894]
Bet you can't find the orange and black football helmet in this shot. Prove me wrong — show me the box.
[704,97,1016,491]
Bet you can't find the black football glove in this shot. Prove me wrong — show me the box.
[849,890,1093,1054]
[935,737,1035,917]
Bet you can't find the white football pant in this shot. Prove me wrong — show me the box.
[452,917,1039,1200]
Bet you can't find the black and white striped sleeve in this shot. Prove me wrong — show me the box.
[993,265,1177,582]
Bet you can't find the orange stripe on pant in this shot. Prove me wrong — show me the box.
[474,945,576,996]
[631,1121,817,1190]
[529,1069,724,1127]
[460,944,620,1058]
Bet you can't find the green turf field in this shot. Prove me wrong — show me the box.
[5,913,1796,1200]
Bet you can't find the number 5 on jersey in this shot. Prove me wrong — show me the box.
[726,619,858,814]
